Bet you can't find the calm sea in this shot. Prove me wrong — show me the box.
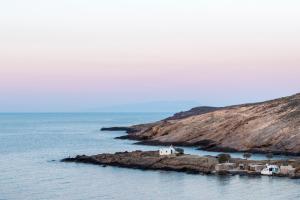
[0,113,299,200]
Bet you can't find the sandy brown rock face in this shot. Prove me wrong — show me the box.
[126,93,300,155]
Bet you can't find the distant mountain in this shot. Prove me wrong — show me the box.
[165,106,222,120]
[119,93,300,155]
[92,100,200,113]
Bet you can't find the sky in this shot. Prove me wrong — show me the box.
[0,0,299,112]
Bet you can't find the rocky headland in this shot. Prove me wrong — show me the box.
[62,151,300,178]
[101,93,300,155]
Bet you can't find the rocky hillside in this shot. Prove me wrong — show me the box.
[115,93,300,155]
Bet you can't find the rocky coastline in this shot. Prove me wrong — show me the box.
[102,129,300,156]
[62,151,300,179]
[100,127,137,133]
[101,93,300,156]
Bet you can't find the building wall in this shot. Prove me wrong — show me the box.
[280,165,295,175]
[159,148,175,155]
[215,163,236,171]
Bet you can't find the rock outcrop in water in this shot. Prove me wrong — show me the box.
[103,93,300,155]
[62,151,217,174]
[62,151,300,178]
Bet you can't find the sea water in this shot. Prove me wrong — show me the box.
[0,113,299,200]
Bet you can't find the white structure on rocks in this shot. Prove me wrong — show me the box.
[261,164,280,176]
[159,146,183,156]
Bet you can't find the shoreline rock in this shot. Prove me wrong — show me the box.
[62,151,217,174]
[100,127,136,133]
[112,135,300,156]
[62,151,300,179]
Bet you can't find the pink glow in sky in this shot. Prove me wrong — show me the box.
[0,1,299,112]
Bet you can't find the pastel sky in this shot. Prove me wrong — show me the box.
[0,0,299,112]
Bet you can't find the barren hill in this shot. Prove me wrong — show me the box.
[118,93,300,155]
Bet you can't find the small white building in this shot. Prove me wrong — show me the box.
[159,146,179,156]
[261,164,280,176]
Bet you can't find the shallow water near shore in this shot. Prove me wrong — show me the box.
[0,113,300,200]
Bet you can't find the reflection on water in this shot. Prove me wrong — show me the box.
[0,113,299,200]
